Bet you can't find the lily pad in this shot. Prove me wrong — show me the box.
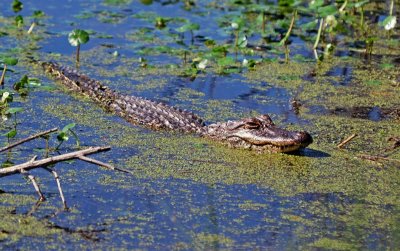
[68,29,90,46]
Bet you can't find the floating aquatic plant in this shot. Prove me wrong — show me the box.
[15,15,24,27]
[13,75,41,95]
[2,129,17,144]
[155,17,168,29]
[56,123,80,150]
[2,107,24,138]
[382,16,397,31]
[176,21,200,44]
[380,0,396,32]
[0,92,13,112]
[12,0,23,13]
[0,57,18,87]
[68,29,90,63]
[242,58,257,69]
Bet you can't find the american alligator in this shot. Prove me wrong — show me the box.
[42,62,312,153]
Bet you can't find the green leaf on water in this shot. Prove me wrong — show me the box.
[62,123,76,133]
[176,22,200,33]
[3,129,17,138]
[13,75,29,91]
[33,10,45,18]
[155,17,168,28]
[354,0,369,8]
[12,0,23,13]
[68,29,90,46]
[309,0,324,9]
[58,123,80,147]
[237,35,247,48]
[57,131,69,142]
[300,20,318,31]
[217,57,235,67]
[317,5,338,17]
[6,107,23,114]
[28,78,41,86]
[20,75,28,83]
[2,57,18,66]
[379,16,397,30]
[15,15,24,27]
[210,45,228,58]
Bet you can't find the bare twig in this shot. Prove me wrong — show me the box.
[337,134,357,148]
[20,156,46,201]
[358,154,400,163]
[0,128,58,153]
[27,22,36,34]
[0,146,110,177]
[20,169,45,201]
[1,146,111,208]
[43,167,67,209]
[78,155,134,175]
[0,64,6,86]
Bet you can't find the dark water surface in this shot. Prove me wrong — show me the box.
[1,0,399,250]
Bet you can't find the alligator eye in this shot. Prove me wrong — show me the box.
[244,120,261,129]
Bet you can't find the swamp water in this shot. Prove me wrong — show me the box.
[1,0,399,250]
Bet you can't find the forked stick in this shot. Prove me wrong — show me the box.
[1,146,112,208]
[0,146,111,177]
[43,167,67,209]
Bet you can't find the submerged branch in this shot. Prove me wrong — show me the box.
[0,146,111,177]
[78,155,134,175]
[1,146,112,208]
[337,134,357,148]
[43,167,68,209]
[20,168,45,202]
[358,154,400,164]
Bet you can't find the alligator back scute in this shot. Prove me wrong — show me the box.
[44,62,205,133]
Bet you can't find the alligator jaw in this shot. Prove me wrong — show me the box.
[205,114,313,153]
[227,130,313,153]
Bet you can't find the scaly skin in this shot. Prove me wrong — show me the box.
[42,62,313,153]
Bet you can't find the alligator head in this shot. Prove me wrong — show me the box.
[205,114,313,153]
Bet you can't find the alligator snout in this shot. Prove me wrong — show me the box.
[294,131,313,147]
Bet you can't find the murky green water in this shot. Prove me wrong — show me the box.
[1,0,399,250]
